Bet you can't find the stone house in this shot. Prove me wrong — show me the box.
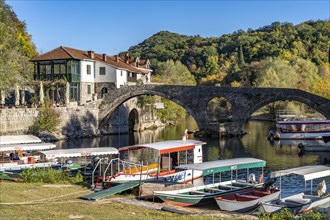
[31,46,152,105]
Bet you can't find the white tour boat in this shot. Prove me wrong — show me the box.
[274,120,330,140]
[0,135,56,172]
[96,137,206,186]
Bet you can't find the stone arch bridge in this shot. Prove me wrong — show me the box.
[99,85,330,136]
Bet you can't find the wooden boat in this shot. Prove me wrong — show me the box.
[154,157,266,206]
[215,187,281,213]
[298,143,330,152]
[260,165,330,214]
[0,135,56,172]
[273,120,330,140]
[99,138,206,186]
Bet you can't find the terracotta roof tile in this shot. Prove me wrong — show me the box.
[31,46,152,74]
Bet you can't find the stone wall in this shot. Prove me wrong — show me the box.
[95,82,116,99]
[0,99,163,139]
[0,103,100,139]
[0,107,39,134]
[80,82,95,105]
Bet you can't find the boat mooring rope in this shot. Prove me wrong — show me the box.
[0,190,87,205]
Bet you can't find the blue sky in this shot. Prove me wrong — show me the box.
[6,0,330,55]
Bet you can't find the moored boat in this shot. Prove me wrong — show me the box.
[98,137,206,186]
[0,135,56,172]
[154,157,266,206]
[274,120,330,140]
[215,186,280,213]
[260,165,330,214]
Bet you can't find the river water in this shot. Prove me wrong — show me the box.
[55,116,330,197]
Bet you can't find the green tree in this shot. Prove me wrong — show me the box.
[153,60,196,85]
[202,55,220,78]
[153,60,196,122]
[0,0,37,94]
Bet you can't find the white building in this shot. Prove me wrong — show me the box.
[31,46,152,105]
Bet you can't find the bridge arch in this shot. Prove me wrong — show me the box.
[128,108,139,131]
[99,88,203,130]
[99,85,330,136]
[241,89,330,124]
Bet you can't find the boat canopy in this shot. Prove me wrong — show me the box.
[0,143,56,152]
[118,140,206,154]
[270,165,330,181]
[176,158,266,175]
[0,135,42,145]
[41,147,118,158]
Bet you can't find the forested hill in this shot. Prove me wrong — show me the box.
[127,20,329,98]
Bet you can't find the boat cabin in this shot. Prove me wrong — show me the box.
[118,139,205,173]
[276,120,330,133]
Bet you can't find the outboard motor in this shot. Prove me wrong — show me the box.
[264,177,277,191]
[266,130,276,140]
[91,156,100,168]
[298,143,305,150]
[65,159,73,165]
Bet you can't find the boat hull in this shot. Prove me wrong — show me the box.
[298,145,330,152]
[154,181,255,207]
[278,132,330,140]
[215,188,281,213]
[107,169,203,186]
[260,193,330,214]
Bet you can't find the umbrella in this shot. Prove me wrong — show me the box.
[65,82,70,106]
[1,91,5,105]
[15,85,20,106]
[39,81,44,105]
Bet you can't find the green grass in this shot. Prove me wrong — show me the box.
[0,181,245,220]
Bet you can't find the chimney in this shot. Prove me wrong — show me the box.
[115,55,119,62]
[102,53,107,61]
[124,52,130,64]
[87,51,94,59]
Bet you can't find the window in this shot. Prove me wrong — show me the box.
[70,83,79,102]
[120,71,123,76]
[87,64,91,75]
[100,67,106,75]
[72,61,79,74]
[87,85,91,94]
[60,64,66,73]
[101,87,108,98]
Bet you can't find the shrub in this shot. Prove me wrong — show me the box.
[20,167,83,184]
[30,100,60,133]
[258,208,326,220]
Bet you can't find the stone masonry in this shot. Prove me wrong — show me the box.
[99,85,330,136]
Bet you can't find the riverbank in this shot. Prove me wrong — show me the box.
[0,181,255,220]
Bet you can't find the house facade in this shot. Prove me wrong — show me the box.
[31,46,152,105]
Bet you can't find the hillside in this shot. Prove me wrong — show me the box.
[127,20,330,98]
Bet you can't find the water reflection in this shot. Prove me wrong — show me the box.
[55,118,329,170]
[55,117,329,196]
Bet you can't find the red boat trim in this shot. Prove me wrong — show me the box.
[160,145,195,154]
